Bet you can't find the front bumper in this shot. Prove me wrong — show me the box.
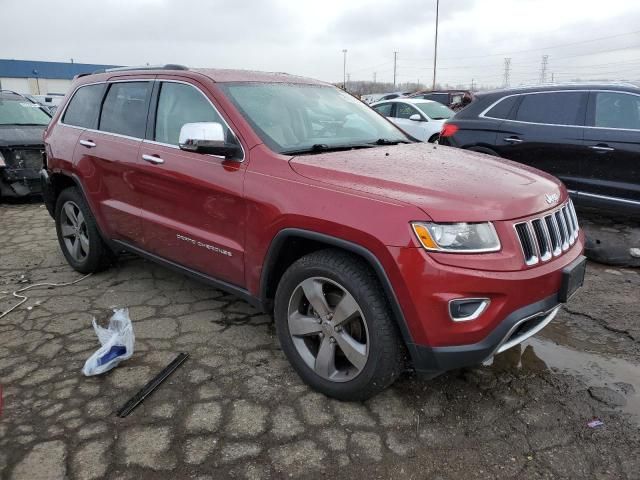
[409,294,561,374]
[386,238,585,374]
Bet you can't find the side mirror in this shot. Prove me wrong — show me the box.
[179,122,242,160]
[409,113,424,122]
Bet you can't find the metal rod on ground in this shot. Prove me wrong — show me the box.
[116,352,189,418]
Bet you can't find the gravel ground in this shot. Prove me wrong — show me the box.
[1,202,639,480]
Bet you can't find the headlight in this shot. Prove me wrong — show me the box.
[411,221,500,253]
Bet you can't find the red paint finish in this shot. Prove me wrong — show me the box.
[45,68,585,352]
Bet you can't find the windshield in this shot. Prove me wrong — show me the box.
[0,98,51,126]
[415,102,454,120]
[220,83,410,154]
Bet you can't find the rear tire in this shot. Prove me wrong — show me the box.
[55,187,113,273]
[274,249,405,401]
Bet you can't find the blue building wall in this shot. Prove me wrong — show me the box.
[0,59,119,79]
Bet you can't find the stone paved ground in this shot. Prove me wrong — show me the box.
[1,202,639,480]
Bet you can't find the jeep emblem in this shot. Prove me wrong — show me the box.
[545,193,559,204]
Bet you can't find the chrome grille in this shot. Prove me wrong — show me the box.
[514,200,579,266]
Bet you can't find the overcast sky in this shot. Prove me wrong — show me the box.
[1,0,639,88]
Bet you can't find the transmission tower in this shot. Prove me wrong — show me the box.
[503,58,511,87]
[540,55,549,84]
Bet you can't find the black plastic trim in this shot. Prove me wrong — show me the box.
[410,293,560,374]
[112,239,262,309]
[260,228,418,361]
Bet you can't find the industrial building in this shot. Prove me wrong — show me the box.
[0,59,117,95]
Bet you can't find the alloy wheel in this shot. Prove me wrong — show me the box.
[287,276,369,382]
[60,201,90,262]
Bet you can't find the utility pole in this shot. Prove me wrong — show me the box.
[373,72,377,84]
[432,0,440,90]
[347,73,351,89]
[503,58,511,87]
[471,78,475,91]
[342,49,347,90]
[551,72,555,83]
[540,55,549,84]
[393,51,398,88]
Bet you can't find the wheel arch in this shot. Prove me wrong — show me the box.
[259,228,417,359]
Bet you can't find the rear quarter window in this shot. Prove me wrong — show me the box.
[62,84,106,129]
[484,95,518,119]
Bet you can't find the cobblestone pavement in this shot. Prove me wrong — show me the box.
[1,203,639,480]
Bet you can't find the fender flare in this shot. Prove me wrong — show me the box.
[260,228,418,359]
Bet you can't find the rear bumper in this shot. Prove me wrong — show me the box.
[40,168,56,216]
[408,294,560,374]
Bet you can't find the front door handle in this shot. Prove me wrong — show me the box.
[142,154,164,165]
[503,136,523,144]
[589,144,615,152]
[79,140,96,148]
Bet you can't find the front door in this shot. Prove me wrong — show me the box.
[137,80,247,286]
[495,91,587,192]
[582,91,640,203]
[390,103,428,141]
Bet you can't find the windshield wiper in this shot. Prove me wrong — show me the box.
[283,143,376,155]
[0,123,48,126]
[371,138,411,145]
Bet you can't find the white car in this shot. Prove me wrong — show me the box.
[370,98,455,142]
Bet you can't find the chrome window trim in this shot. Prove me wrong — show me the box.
[568,189,640,207]
[479,89,640,131]
[58,78,246,162]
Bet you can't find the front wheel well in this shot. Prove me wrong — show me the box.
[50,173,78,204]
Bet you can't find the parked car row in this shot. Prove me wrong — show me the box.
[370,98,454,142]
[438,83,640,216]
[40,65,586,400]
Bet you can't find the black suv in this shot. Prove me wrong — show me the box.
[438,84,640,215]
[0,90,51,198]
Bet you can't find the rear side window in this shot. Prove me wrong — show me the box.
[515,92,584,126]
[62,84,105,128]
[373,103,393,117]
[484,95,518,119]
[594,92,640,130]
[99,82,152,138]
[154,82,228,146]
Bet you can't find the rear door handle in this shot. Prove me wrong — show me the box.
[79,140,96,148]
[589,145,615,152]
[142,154,164,165]
[503,136,523,144]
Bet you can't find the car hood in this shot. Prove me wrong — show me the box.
[288,143,565,222]
[0,125,46,148]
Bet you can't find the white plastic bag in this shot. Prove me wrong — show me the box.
[82,308,135,376]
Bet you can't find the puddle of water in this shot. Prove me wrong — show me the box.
[488,337,640,424]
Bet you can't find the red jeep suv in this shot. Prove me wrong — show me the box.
[41,65,585,400]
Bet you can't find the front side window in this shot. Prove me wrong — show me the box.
[372,103,393,117]
[62,84,105,128]
[594,92,640,130]
[395,103,420,119]
[155,82,229,146]
[99,82,151,138]
[220,83,409,153]
[415,102,454,120]
[0,96,51,126]
[515,92,584,126]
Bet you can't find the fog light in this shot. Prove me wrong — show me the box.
[448,298,490,322]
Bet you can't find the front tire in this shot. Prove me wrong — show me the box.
[55,187,113,273]
[274,249,405,401]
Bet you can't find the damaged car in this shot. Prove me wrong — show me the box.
[0,90,51,199]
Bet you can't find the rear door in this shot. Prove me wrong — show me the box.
[494,91,587,191]
[136,79,247,286]
[74,80,153,243]
[582,90,640,203]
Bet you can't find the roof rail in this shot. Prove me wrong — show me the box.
[92,64,188,74]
